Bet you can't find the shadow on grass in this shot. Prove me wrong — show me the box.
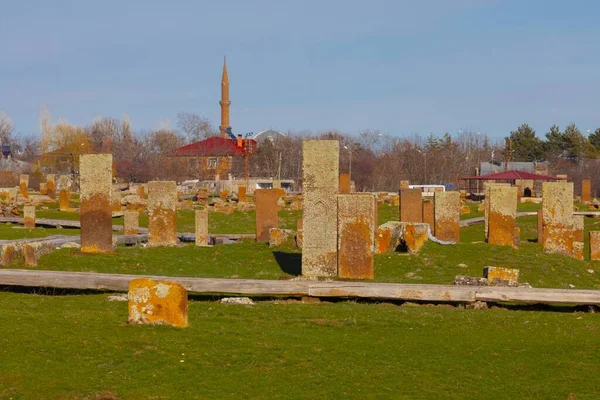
[272,251,301,276]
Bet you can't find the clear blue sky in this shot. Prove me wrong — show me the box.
[1,0,599,140]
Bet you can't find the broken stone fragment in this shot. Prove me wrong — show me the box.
[128,278,188,328]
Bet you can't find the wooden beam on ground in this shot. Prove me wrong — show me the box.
[0,270,598,305]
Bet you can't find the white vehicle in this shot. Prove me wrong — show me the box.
[408,184,445,197]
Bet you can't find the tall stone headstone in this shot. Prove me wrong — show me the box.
[542,182,574,257]
[581,179,592,203]
[19,174,29,199]
[80,154,113,253]
[572,214,585,260]
[23,205,35,229]
[148,181,178,247]
[39,182,47,195]
[195,209,209,246]
[123,210,139,235]
[422,200,435,233]
[255,189,279,242]
[399,189,423,223]
[434,191,460,242]
[58,175,71,211]
[302,140,339,277]
[487,186,518,247]
[238,186,247,203]
[337,193,375,279]
[46,174,56,200]
[339,174,351,194]
[484,182,511,240]
[590,231,600,261]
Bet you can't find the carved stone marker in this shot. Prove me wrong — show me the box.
[434,191,460,242]
[572,215,585,260]
[339,173,351,194]
[123,210,139,235]
[80,154,113,253]
[46,174,56,200]
[581,179,591,202]
[590,231,600,261]
[195,209,209,246]
[19,174,28,199]
[148,181,177,246]
[58,175,71,211]
[483,266,519,285]
[487,186,518,247]
[302,140,339,277]
[399,188,423,223]
[338,193,375,279]
[128,278,188,328]
[542,182,574,257]
[422,199,435,233]
[255,189,279,242]
[238,186,247,202]
[23,205,35,229]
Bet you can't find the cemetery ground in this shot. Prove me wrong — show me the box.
[1,202,600,398]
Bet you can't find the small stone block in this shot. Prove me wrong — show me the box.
[483,266,519,285]
[128,278,188,328]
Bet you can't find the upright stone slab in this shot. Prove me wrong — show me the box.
[195,209,209,246]
[434,191,460,242]
[23,205,35,229]
[148,181,177,247]
[238,186,247,202]
[123,211,139,235]
[487,186,518,247]
[46,174,56,200]
[582,179,591,202]
[484,182,511,240]
[110,187,122,213]
[58,175,71,211]
[128,278,188,328]
[39,183,47,195]
[255,189,279,242]
[422,200,435,232]
[19,174,29,199]
[399,189,423,223]
[337,194,375,279]
[572,215,585,260]
[590,231,600,261]
[80,154,113,253]
[302,140,339,277]
[339,174,351,194]
[402,222,429,254]
[542,182,574,257]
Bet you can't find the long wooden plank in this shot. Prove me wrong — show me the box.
[0,269,598,305]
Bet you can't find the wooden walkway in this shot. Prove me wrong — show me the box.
[0,269,598,305]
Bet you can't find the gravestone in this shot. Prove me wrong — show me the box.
[58,175,71,211]
[195,209,209,246]
[19,174,28,199]
[46,174,56,200]
[542,182,574,257]
[80,154,113,253]
[487,186,518,247]
[399,189,423,223]
[590,231,600,261]
[581,179,591,202]
[337,193,375,279]
[123,211,139,235]
[339,173,351,194]
[484,182,511,240]
[434,191,460,242]
[238,186,247,202]
[148,181,178,246]
[23,205,35,229]
[422,199,435,232]
[302,140,339,277]
[572,215,584,260]
[255,189,278,242]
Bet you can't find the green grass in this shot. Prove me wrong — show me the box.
[0,292,598,399]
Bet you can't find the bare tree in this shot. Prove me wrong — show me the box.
[177,112,216,143]
[0,110,14,144]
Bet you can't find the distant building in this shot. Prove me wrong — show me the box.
[479,161,549,176]
[253,129,285,144]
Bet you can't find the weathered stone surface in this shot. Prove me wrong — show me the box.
[39,182,47,195]
[400,180,410,190]
[123,210,139,235]
[302,140,339,277]
[399,189,423,223]
[454,276,488,286]
[22,242,54,267]
[238,186,247,202]
[295,219,303,248]
[434,191,460,242]
[590,231,600,261]
[19,174,28,199]
[195,209,209,246]
[484,182,511,240]
[542,182,574,257]
[58,175,71,211]
[422,200,435,232]
[337,194,375,279]
[148,181,178,247]
[572,215,585,260]
[137,184,146,198]
[487,186,518,247]
[80,154,113,253]
[375,221,403,254]
[110,187,122,213]
[268,228,294,247]
[255,189,279,242]
[581,179,591,202]
[219,190,229,202]
[339,173,351,194]
[46,174,56,200]
[401,222,429,254]
[128,278,188,328]
[483,266,519,285]
[23,205,35,229]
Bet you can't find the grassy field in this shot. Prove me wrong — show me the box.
[0,292,598,400]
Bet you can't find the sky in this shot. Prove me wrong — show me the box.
[1,0,599,140]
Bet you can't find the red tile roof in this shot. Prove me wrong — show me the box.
[170,137,257,157]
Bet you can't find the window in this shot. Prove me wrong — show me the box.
[208,157,218,169]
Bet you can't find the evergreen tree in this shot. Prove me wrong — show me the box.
[507,123,544,161]
[589,128,600,151]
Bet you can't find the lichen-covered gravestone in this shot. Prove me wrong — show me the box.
[399,188,423,223]
[337,193,376,279]
[148,181,178,246]
[195,209,209,246]
[302,140,339,277]
[487,186,518,248]
[590,231,600,261]
[434,191,460,242]
[422,199,435,233]
[542,182,574,257]
[23,205,35,229]
[123,210,139,235]
[339,173,351,194]
[572,215,585,260]
[255,189,279,242]
[58,175,71,211]
[128,278,188,328]
[19,174,28,199]
[581,179,591,203]
[46,174,56,200]
[80,154,113,253]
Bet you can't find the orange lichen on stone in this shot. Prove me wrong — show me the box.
[488,186,518,248]
[255,189,279,242]
[399,188,423,223]
[581,179,591,203]
[148,181,178,246]
[124,211,139,235]
[268,228,294,247]
[39,183,47,195]
[590,231,600,261]
[80,154,113,253]
[46,174,56,200]
[19,174,29,199]
[338,194,376,279]
[137,185,146,198]
[23,205,36,229]
[375,221,403,254]
[422,200,435,232]
[461,205,471,214]
[1,244,16,266]
[219,190,229,201]
[238,186,247,202]
[434,191,460,242]
[483,266,519,285]
[542,182,575,256]
[128,278,188,328]
[402,223,429,254]
[572,215,585,260]
[59,190,71,211]
[339,174,351,194]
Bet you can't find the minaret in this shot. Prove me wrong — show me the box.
[219,57,231,138]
